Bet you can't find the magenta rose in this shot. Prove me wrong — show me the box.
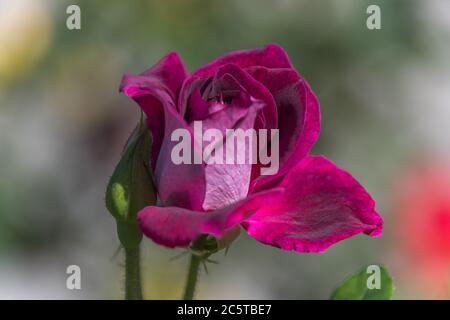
[119,44,382,253]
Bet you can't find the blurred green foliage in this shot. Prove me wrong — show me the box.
[331,265,394,299]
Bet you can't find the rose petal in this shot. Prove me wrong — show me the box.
[248,67,320,190]
[210,64,278,130]
[155,105,206,210]
[120,53,205,210]
[141,51,188,97]
[242,156,383,253]
[178,75,212,121]
[192,43,292,78]
[178,44,291,119]
[138,189,283,248]
[120,52,188,168]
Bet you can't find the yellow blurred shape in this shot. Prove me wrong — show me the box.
[0,0,52,86]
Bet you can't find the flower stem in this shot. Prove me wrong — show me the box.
[183,254,201,300]
[124,246,143,300]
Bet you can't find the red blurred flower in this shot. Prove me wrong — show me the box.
[394,158,450,298]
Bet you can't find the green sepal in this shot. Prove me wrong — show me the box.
[190,227,241,258]
[105,119,156,248]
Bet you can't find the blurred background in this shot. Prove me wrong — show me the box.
[0,0,449,299]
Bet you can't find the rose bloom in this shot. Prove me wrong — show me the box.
[120,44,382,252]
[393,158,450,298]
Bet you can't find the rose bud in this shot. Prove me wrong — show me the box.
[106,120,156,249]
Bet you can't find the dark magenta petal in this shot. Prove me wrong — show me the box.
[138,189,283,248]
[242,156,383,253]
[210,64,278,130]
[120,52,188,168]
[120,76,171,169]
[178,44,291,119]
[247,67,320,190]
[121,54,206,210]
[178,75,212,121]
[192,44,292,78]
[140,51,188,99]
[155,105,206,210]
[178,63,278,130]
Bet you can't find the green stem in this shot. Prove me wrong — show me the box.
[183,254,201,300]
[124,246,143,300]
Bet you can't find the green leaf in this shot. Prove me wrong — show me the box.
[330,265,394,300]
[105,120,156,248]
